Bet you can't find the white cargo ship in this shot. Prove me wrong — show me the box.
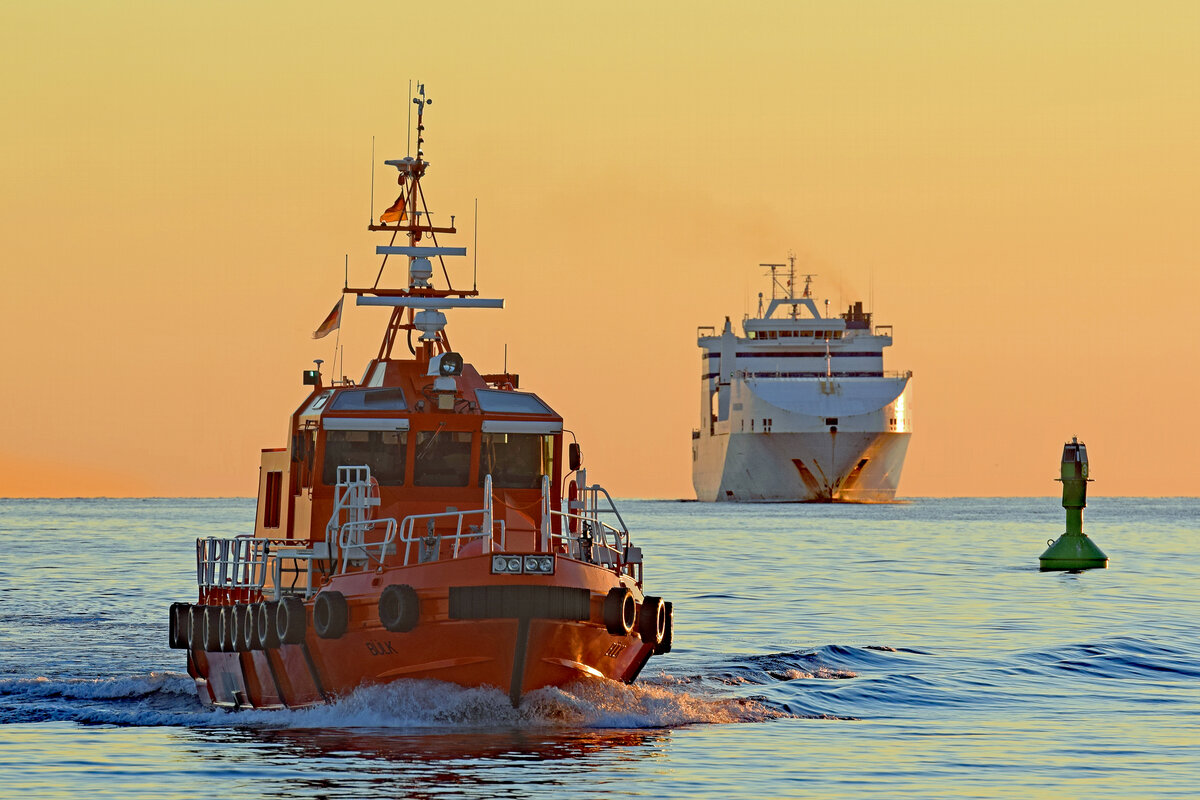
[692,260,912,502]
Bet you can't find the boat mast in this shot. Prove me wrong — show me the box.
[348,86,475,363]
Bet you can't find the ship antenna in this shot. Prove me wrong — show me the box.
[473,197,479,292]
[406,79,413,156]
[369,136,375,226]
[787,251,797,319]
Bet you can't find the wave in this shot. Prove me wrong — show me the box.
[0,671,786,729]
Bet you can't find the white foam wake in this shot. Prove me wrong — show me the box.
[2,670,787,729]
[264,676,787,730]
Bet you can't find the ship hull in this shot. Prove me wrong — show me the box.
[693,429,911,502]
[186,554,657,709]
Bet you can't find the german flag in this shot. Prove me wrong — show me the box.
[312,298,343,340]
[379,193,407,223]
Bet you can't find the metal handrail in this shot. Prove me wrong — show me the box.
[395,509,505,565]
[392,474,504,566]
[195,536,271,602]
[542,470,640,582]
[338,517,399,572]
[546,512,627,558]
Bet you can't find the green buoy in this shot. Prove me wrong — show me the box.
[1040,436,1108,571]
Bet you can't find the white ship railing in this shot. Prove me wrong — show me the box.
[338,517,398,572]
[195,535,271,600]
[731,369,912,380]
[337,473,506,572]
[541,472,642,583]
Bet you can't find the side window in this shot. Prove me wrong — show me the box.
[263,471,282,528]
[414,430,473,487]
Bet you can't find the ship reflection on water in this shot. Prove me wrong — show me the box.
[183,726,666,796]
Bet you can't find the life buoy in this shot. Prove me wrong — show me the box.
[567,481,579,534]
[603,587,636,635]
[256,601,281,648]
[314,591,349,639]
[276,596,307,645]
[378,584,420,632]
[638,596,666,647]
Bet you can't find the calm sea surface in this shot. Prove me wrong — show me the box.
[1,497,1198,799]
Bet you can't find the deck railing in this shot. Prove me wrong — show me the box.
[194,467,641,600]
[195,535,273,603]
[542,472,642,583]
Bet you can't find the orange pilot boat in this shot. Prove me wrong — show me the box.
[167,90,672,709]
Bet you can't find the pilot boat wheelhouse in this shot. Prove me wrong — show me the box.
[168,91,671,709]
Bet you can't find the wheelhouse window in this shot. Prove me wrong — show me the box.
[414,430,473,487]
[328,388,407,411]
[474,390,554,415]
[322,430,407,486]
[479,433,554,489]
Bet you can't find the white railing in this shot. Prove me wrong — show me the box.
[338,517,398,572]
[393,474,505,566]
[543,471,642,583]
[195,536,271,595]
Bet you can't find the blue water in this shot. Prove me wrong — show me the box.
[2,498,1198,798]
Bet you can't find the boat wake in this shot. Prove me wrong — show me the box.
[0,671,786,729]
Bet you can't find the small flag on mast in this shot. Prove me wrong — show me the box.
[313,298,343,339]
[380,192,407,223]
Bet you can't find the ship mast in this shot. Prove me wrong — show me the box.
[344,86,501,365]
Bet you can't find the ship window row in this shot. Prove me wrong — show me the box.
[747,330,843,340]
[321,430,553,489]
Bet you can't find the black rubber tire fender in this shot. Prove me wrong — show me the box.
[219,606,236,652]
[256,601,280,648]
[230,604,251,652]
[276,596,307,645]
[603,587,636,635]
[653,601,673,654]
[638,596,666,647]
[378,584,420,633]
[202,606,222,652]
[188,605,206,650]
[314,591,349,639]
[168,603,189,649]
[242,602,263,651]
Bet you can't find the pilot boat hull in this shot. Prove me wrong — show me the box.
[186,554,658,709]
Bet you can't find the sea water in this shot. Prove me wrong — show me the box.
[1,498,1197,799]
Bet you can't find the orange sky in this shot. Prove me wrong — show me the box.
[1,1,1198,498]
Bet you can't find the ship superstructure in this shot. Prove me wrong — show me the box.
[692,259,912,502]
[167,90,671,709]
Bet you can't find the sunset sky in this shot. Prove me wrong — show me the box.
[1,1,1197,498]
